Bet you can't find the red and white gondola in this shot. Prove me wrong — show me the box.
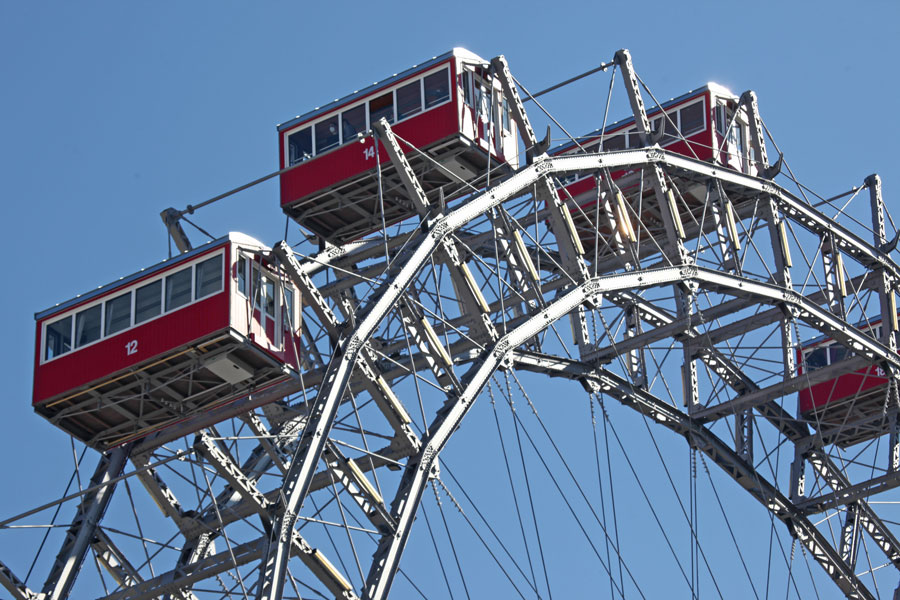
[797,319,895,447]
[33,233,301,450]
[277,48,519,244]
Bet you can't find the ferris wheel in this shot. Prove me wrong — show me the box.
[3,47,900,600]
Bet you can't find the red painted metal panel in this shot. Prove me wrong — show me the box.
[279,101,460,209]
[555,90,718,203]
[798,365,888,413]
[33,292,230,405]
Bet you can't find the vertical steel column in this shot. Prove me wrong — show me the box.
[492,54,591,357]
[822,233,847,319]
[738,90,774,177]
[615,48,697,405]
[40,445,130,600]
[868,174,900,472]
[764,198,797,381]
[840,503,862,570]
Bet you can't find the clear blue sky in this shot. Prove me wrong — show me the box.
[1,1,899,597]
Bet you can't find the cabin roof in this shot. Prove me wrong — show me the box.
[551,82,739,154]
[35,232,267,320]
[277,48,487,132]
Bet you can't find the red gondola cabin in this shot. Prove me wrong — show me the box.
[277,48,520,244]
[550,83,761,252]
[33,233,301,450]
[798,322,893,447]
[552,82,753,204]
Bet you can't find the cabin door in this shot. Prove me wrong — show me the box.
[716,102,746,173]
[251,264,281,350]
[460,67,491,151]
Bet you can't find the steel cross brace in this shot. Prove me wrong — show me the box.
[0,559,40,600]
[490,53,591,356]
[273,240,421,446]
[100,530,356,600]
[360,263,897,598]
[91,528,147,592]
[194,430,360,599]
[802,450,900,569]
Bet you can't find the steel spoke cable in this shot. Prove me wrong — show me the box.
[496,380,640,599]
[432,481,472,600]
[698,455,762,599]
[198,465,251,599]
[121,477,156,579]
[437,465,535,599]
[503,372,554,599]
[23,442,87,582]
[307,493,355,588]
[420,500,456,599]
[326,471,366,589]
[589,394,620,600]
[601,346,726,598]
[488,382,541,595]
[501,368,644,596]
[511,75,585,153]
[597,393,697,592]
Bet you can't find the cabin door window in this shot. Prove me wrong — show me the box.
[252,264,279,347]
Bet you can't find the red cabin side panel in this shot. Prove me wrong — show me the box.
[33,292,231,405]
[279,100,459,210]
[557,90,717,204]
[798,365,888,413]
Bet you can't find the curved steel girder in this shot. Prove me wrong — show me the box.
[255,157,566,600]
[254,148,898,599]
[512,351,877,600]
[361,263,891,599]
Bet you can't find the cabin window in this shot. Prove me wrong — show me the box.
[341,105,366,142]
[195,254,223,299]
[501,97,510,132]
[660,113,678,144]
[461,71,473,107]
[627,129,643,148]
[165,268,192,312]
[74,305,102,349]
[397,80,423,120]
[603,134,626,151]
[715,104,728,136]
[252,263,262,309]
[680,101,704,135]
[135,280,162,324]
[264,278,276,318]
[105,292,132,337]
[45,317,72,360]
[829,346,849,364]
[283,287,295,328]
[236,256,248,296]
[288,128,312,166]
[315,116,340,154]
[424,68,450,108]
[369,92,394,125]
[805,346,829,370]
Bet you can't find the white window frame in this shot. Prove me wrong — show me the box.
[282,64,453,168]
[40,249,226,364]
